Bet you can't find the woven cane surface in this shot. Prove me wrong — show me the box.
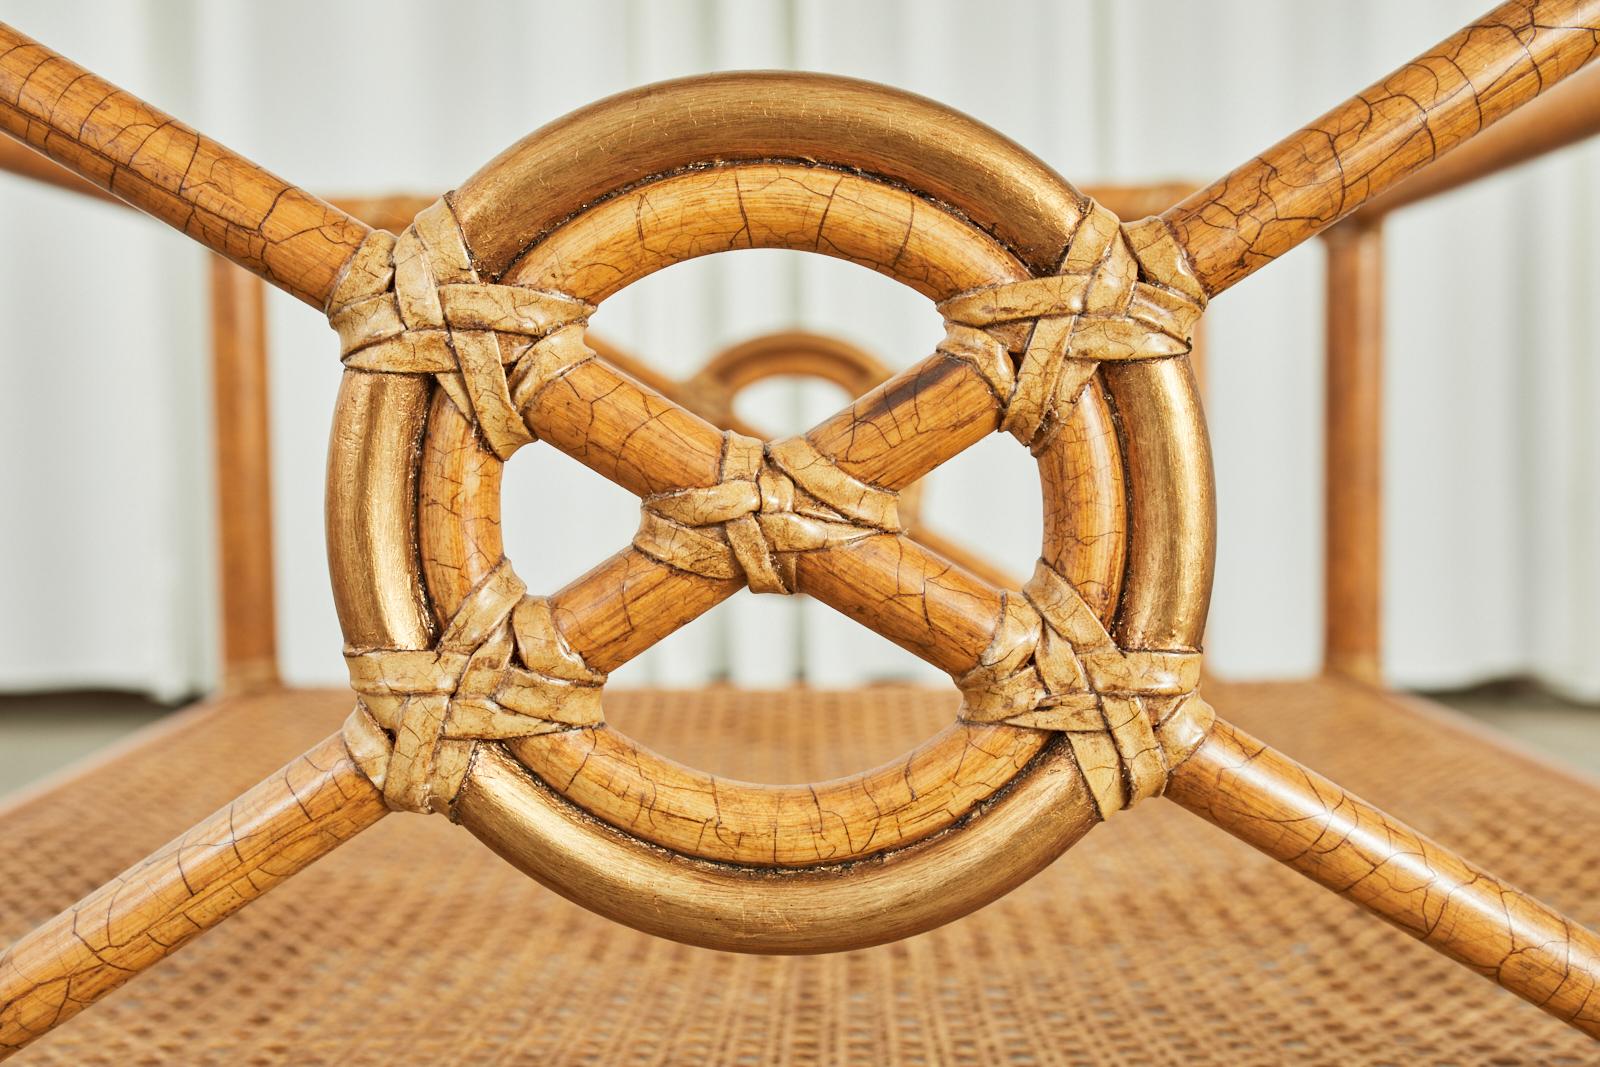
[3,681,1595,1065]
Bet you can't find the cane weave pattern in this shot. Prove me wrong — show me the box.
[5,683,1597,1064]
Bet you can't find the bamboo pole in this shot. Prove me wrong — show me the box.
[1167,717,1600,1037]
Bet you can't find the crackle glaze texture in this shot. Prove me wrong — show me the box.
[0,25,367,307]
[406,153,1148,884]
[1165,0,1600,295]
[1169,720,1600,1036]
[3,684,1600,1064]
[0,735,386,1054]
[392,163,1132,870]
[304,68,1220,955]
[2,0,1600,1055]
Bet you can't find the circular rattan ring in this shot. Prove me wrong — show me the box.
[326,73,1214,953]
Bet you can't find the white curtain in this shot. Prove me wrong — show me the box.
[2,1,1598,700]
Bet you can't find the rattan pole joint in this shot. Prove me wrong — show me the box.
[939,206,1205,449]
[343,559,604,814]
[635,431,903,594]
[327,198,593,460]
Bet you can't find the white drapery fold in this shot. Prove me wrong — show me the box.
[1,0,1596,700]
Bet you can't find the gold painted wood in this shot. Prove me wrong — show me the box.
[310,74,1211,953]
[401,148,1143,888]
[1318,40,1600,686]
[0,131,1049,652]
[0,24,367,309]
[1354,59,1600,220]
[209,259,280,693]
[2,5,1600,1053]
[0,98,1178,602]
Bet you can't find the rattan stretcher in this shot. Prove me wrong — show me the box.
[3,5,1600,1062]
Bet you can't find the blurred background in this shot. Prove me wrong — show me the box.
[1,2,1598,786]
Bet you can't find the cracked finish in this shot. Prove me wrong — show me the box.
[513,163,1012,304]
[0,121,1166,599]
[1354,58,1600,220]
[417,365,1065,868]
[939,205,1205,449]
[3,685,1599,1058]
[421,386,1093,868]
[451,73,1088,283]
[633,433,901,595]
[1169,719,1600,1038]
[421,394,738,670]
[0,733,385,1054]
[586,330,1050,593]
[956,561,1211,817]
[343,560,606,815]
[1165,0,1600,296]
[511,716,1042,870]
[0,24,365,308]
[328,199,595,462]
[3,15,1594,1043]
[404,162,1145,868]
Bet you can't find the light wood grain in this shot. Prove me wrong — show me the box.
[0,23,367,308]
[0,732,385,1055]
[1169,717,1600,1038]
[1,10,1598,1052]
[353,77,1209,948]
[209,259,280,692]
[1323,223,1386,684]
[1354,59,1600,220]
[413,162,1125,870]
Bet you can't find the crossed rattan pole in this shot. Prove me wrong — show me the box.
[2,2,1600,1053]
[0,136,1160,598]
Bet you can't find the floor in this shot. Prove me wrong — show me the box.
[1424,681,1600,776]
[0,682,1597,799]
[0,691,170,798]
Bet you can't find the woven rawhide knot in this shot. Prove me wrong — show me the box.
[325,197,594,460]
[341,559,605,814]
[938,201,1206,448]
[633,432,901,594]
[957,561,1213,818]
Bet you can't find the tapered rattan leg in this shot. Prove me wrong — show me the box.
[1167,717,1600,1038]
[0,732,386,1059]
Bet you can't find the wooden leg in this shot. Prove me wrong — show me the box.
[0,732,386,1059]
[210,258,281,694]
[1167,716,1600,1038]
[1322,222,1385,685]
